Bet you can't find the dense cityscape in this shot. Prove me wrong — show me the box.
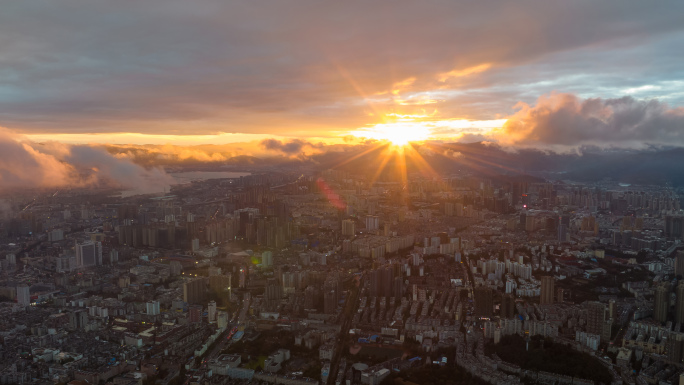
[2,161,684,385]
[3,1,684,385]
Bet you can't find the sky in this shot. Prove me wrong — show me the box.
[1,1,684,189]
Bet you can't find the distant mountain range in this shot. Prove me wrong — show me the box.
[312,142,684,186]
[108,142,684,186]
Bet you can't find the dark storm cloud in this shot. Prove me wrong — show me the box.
[0,1,683,136]
[499,93,684,150]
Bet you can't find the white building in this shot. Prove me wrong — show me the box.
[262,251,273,267]
[75,241,102,268]
[146,301,160,316]
[208,300,217,322]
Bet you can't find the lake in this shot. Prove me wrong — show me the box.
[122,170,250,197]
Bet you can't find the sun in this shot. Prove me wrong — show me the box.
[352,122,430,146]
[384,128,423,146]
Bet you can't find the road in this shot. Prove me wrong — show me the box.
[327,274,362,385]
[188,294,252,381]
[237,294,251,324]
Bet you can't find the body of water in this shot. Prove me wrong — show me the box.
[170,170,250,182]
[122,170,250,197]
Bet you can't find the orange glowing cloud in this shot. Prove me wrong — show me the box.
[438,63,492,83]
[0,126,172,191]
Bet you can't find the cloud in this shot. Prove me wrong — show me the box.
[0,127,79,189]
[0,127,172,191]
[260,139,323,156]
[443,149,463,158]
[496,93,684,150]
[97,139,361,168]
[106,144,235,166]
[438,63,492,83]
[0,1,683,136]
[66,145,174,190]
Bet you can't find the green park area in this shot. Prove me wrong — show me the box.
[486,334,612,384]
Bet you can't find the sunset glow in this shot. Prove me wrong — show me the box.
[352,122,431,146]
[0,1,681,189]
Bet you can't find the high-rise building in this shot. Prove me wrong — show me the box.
[183,278,208,305]
[665,215,684,239]
[675,282,684,324]
[557,214,570,243]
[370,266,394,298]
[217,312,228,329]
[500,294,515,319]
[16,285,30,307]
[189,305,203,323]
[654,283,670,323]
[668,332,684,364]
[393,276,403,300]
[557,288,565,304]
[586,301,606,335]
[55,255,76,272]
[304,286,319,310]
[341,219,355,237]
[75,241,102,268]
[474,287,493,318]
[208,300,217,322]
[676,252,684,277]
[540,276,554,305]
[146,301,160,315]
[324,289,337,314]
[108,249,119,264]
[262,251,273,267]
[264,278,282,311]
[525,215,536,232]
[365,215,379,231]
[69,310,89,330]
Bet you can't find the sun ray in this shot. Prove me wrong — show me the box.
[369,148,395,185]
[432,142,525,175]
[329,141,388,169]
[403,144,440,179]
[327,58,384,118]
[394,146,408,187]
